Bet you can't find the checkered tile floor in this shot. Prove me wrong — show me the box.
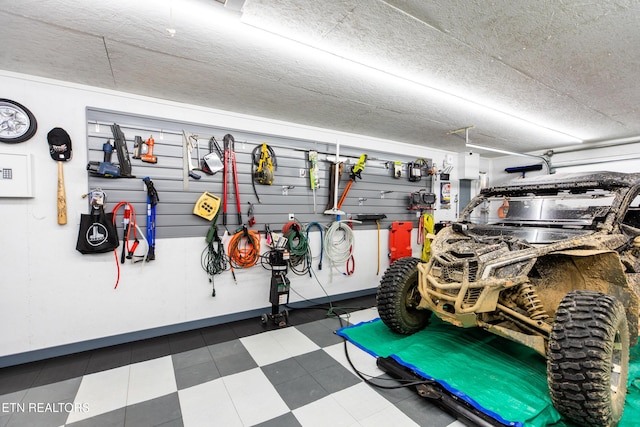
[0,295,468,427]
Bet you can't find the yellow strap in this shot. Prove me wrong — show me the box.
[421,213,434,262]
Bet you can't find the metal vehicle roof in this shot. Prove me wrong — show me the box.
[483,171,640,195]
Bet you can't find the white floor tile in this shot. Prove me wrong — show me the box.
[271,325,321,356]
[359,404,420,427]
[65,365,129,424]
[126,356,177,406]
[323,341,384,379]
[293,395,358,427]
[178,378,242,427]
[332,382,392,421]
[446,421,468,427]
[240,327,319,366]
[344,307,379,326]
[239,333,284,367]
[222,367,289,426]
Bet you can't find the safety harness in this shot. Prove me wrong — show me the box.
[251,143,277,203]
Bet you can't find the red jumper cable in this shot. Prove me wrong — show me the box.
[111,202,139,289]
[222,134,242,225]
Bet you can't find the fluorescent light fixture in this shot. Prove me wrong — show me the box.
[224,0,245,12]
[466,143,536,158]
[467,142,553,173]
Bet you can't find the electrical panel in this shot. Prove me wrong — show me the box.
[0,153,34,198]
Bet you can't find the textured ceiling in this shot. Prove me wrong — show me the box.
[1,0,638,156]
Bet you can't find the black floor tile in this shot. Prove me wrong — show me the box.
[85,344,132,375]
[208,340,258,377]
[31,353,90,388]
[213,350,258,377]
[3,393,72,427]
[229,317,269,338]
[296,320,343,348]
[3,379,81,426]
[22,377,81,405]
[261,358,307,385]
[0,412,13,427]
[172,346,220,390]
[4,411,66,427]
[174,360,220,390]
[310,364,361,394]
[302,307,334,322]
[317,315,346,331]
[254,412,302,427]
[130,336,171,364]
[66,407,126,427]
[283,306,327,325]
[272,374,329,410]
[294,350,341,374]
[200,324,237,346]
[396,395,457,427]
[0,389,27,412]
[124,392,182,427]
[0,362,43,395]
[167,330,207,354]
[156,418,185,427]
[171,347,213,371]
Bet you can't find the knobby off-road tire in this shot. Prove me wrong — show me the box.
[377,257,431,335]
[547,290,630,427]
[0,99,37,143]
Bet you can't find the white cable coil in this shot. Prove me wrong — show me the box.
[324,221,354,264]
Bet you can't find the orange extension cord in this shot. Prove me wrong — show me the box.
[227,228,261,270]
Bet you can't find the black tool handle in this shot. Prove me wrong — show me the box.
[120,225,128,264]
[103,142,113,163]
[147,246,155,262]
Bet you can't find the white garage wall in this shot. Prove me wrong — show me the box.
[0,71,460,366]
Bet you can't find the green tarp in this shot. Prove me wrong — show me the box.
[337,317,640,427]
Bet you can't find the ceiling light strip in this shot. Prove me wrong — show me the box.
[466,143,536,158]
[239,13,583,144]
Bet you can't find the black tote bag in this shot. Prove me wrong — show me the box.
[76,208,119,254]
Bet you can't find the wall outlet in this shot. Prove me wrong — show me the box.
[288,213,295,221]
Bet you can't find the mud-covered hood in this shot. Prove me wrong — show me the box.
[432,226,531,259]
[430,224,627,282]
[428,226,533,282]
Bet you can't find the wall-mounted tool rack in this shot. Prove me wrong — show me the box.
[86,108,435,239]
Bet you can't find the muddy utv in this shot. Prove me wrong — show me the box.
[377,171,640,427]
